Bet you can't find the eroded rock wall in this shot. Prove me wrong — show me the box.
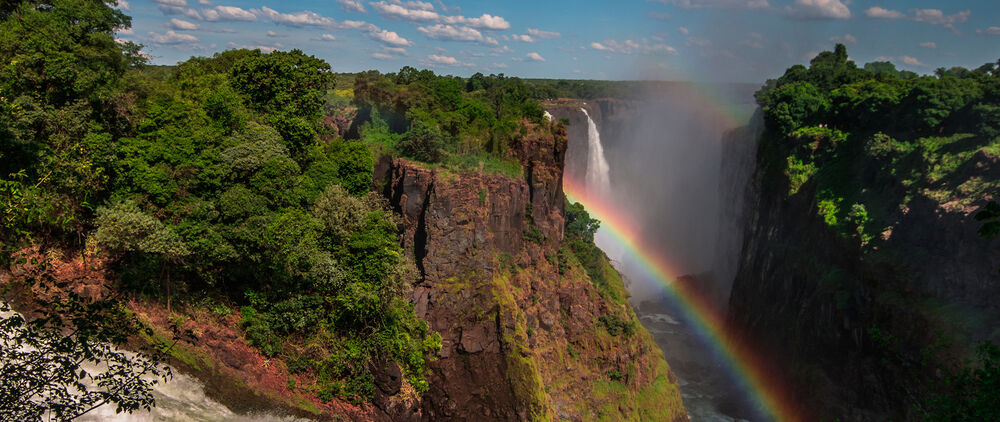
[728,138,1000,420]
[374,122,685,421]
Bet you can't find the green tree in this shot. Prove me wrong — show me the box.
[398,118,444,163]
[0,0,142,239]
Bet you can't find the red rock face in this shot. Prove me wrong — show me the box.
[373,123,686,421]
[373,124,569,420]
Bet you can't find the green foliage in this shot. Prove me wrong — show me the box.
[229,49,330,154]
[2,10,437,403]
[926,343,1000,421]
[761,47,1000,417]
[239,306,282,357]
[757,44,1000,249]
[93,200,190,260]
[785,156,817,195]
[597,314,635,337]
[0,0,144,239]
[397,117,445,162]
[565,200,600,243]
[974,201,1000,239]
[352,68,553,168]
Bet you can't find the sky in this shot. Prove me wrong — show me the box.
[116,0,1000,83]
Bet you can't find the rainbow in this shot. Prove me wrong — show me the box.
[562,176,806,422]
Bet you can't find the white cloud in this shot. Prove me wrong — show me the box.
[651,0,768,9]
[785,0,851,20]
[338,0,366,13]
[367,27,413,46]
[590,42,611,51]
[148,30,198,44]
[864,7,971,33]
[266,30,281,37]
[512,34,534,43]
[167,18,199,30]
[913,9,970,33]
[526,52,545,62]
[902,56,926,67]
[202,6,256,21]
[153,0,203,20]
[117,0,130,11]
[920,41,937,48]
[370,1,508,30]
[978,26,1000,36]
[153,0,186,7]
[371,1,439,22]
[685,36,710,47]
[371,46,408,60]
[198,0,211,5]
[864,7,904,19]
[591,39,674,55]
[253,7,335,27]
[829,33,857,44]
[526,28,560,39]
[340,20,372,29]
[314,34,337,41]
[417,24,495,45]
[428,54,459,65]
[444,14,510,30]
[677,27,689,35]
[398,0,435,11]
[645,44,678,54]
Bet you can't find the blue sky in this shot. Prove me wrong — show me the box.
[116,0,1000,82]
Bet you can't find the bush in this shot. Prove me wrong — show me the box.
[240,306,282,357]
[598,314,635,337]
[398,118,445,163]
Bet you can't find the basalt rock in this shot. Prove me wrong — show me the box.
[373,121,686,421]
[728,135,1000,420]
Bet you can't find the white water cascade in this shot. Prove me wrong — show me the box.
[579,107,625,264]
[581,108,611,196]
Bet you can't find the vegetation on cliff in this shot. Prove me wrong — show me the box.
[0,0,438,412]
[753,43,1000,419]
[2,1,666,419]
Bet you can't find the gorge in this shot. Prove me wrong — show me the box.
[2,2,999,418]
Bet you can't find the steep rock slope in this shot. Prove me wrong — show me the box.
[374,122,686,421]
[729,131,1000,420]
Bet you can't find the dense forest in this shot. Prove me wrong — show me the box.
[751,44,1000,420]
[0,0,607,416]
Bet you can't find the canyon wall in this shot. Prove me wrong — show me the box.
[728,132,1000,420]
[374,121,686,420]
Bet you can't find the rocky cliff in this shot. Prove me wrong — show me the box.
[728,130,1000,420]
[374,121,686,421]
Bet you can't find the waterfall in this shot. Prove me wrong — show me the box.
[581,108,611,196]
[579,107,624,264]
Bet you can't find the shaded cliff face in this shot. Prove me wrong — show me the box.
[374,122,686,421]
[728,135,1000,420]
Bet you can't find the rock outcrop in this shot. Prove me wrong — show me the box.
[374,121,686,421]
